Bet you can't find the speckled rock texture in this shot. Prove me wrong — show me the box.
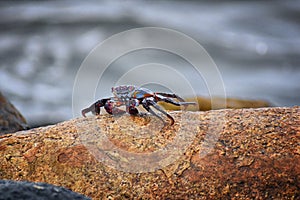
[0,180,91,200]
[0,107,299,199]
[0,92,28,135]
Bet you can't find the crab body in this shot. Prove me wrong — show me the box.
[82,85,195,125]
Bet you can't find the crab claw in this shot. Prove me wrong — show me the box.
[81,103,96,117]
[81,99,110,117]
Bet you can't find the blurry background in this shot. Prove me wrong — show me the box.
[0,0,299,127]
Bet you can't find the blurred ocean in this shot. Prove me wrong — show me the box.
[0,0,299,127]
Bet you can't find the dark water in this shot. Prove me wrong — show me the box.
[0,0,299,127]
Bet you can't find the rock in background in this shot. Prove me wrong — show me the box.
[0,92,28,135]
[160,96,271,111]
[0,107,299,199]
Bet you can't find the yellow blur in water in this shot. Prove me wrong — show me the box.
[159,96,271,111]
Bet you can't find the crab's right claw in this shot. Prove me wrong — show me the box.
[81,103,96,117]
[81,99,108,117]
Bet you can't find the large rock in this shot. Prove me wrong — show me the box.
[0,92,28,135]
[0,107,299,199]
[0,180,91,200]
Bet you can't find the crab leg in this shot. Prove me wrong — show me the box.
[159,97,195,106]
[155,93,186,102]
[142,99,175,125]
[155,94,196,111]
[142,103,167,125]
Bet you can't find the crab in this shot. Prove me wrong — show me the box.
[81,85,195,125]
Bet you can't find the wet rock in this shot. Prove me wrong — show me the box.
[0,92,28,135]
[0,180,91,200]
[0,107,299,199]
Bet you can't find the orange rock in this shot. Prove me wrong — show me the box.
[0,107,299,199]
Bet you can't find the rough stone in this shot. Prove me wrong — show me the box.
[0,107,299,199]
[0,92,28,135]
[0,180,91,200]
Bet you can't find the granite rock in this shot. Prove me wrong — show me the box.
[0,107,299,199]
[0,180,91,200]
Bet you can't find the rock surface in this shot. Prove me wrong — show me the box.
[0,92,28,135]
[0,180,91,200]
[0,107,299,199]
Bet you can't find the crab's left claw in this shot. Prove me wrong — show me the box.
[81,103,96,117]
[81,99,110,117]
